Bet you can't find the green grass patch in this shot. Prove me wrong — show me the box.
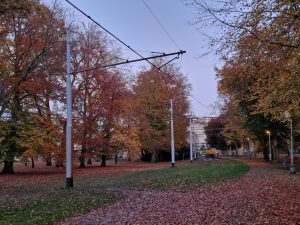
[0,159,249,225]
[113,159,250,190]
[0,189,122,225]
[82,159,250,191]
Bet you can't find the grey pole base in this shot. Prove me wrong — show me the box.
[66,177,73,188]
[290,164,296,174]
[171,163,175,168]
[190,160,193,163]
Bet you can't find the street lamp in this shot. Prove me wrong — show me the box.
[284,112,296,174]
[247,138,250,151]
[247,138,252,159]
[266,130,272,163]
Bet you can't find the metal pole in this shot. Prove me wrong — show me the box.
[170,99,175,167]
[193,120,196,160]
[66,29,73,188]
[189,118,193,163]
[268,133,272,163]
[290,119,296,174]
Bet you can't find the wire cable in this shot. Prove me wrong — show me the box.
[64,0,160,70]
[121,48,165,55]
[71,50,185,74]
[190,95,211,111]
[141,0,181,50]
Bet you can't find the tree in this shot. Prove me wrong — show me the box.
[0,0,66,173]
[134,64,190,162]
[0,0,33,15]
[188,0,300,55]
[111,92,141,162]
[188,0,300,161]
[191,0,300,121]
[204,117,227,150]
[71,24,130,167]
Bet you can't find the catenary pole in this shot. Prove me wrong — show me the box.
[189,117,193,163]
[290,119,296,174]
[193,120,196,160]
[66,29,73,188]
[170,99,175,167]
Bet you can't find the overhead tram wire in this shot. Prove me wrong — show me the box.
[72,50,185,75]
[141,0,211,115]
[190,95,211,111]
[121,48,166,55]
[141,0,181,50]
[64,0,160,70]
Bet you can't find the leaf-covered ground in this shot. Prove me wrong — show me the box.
[0,159,248,225]
[0,160,171,225]
[57,160,300,225]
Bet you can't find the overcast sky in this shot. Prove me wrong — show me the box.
[55,0,219,117]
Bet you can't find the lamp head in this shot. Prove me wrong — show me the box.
[283,111,291,118]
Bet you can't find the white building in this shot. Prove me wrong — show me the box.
[189,117,213,156]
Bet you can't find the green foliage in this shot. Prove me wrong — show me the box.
[0,115,49,163]
[0,120,20,162]
[204,117,228,150]
[212,0,300,154]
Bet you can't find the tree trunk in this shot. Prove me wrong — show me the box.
[31,157,34,168]
[151,149,158,162]
[235,141,239,158]
[2,161,14,174]
[115,154,118,164]
[80,79,88,168]
[79,147,86,168]
[87,158,92,165]
[56,161,64,167]
[101,155,107,167]
[79,155,85,168]
[2,93,20,175]
[272,136,279,162]
[46,157,52,166]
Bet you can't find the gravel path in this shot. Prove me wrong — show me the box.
[57,160,300,225]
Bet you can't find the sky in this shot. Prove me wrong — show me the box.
[56,0,220,117]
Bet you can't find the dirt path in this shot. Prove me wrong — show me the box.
[57,160,300,225]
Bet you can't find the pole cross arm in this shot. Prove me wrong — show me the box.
[72,50,186,74]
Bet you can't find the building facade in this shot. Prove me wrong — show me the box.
[189,117,213,156]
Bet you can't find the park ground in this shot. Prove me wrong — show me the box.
[0,158,299,225]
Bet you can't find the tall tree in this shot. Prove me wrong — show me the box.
[134,64,190,162]
[71,24,127,167]
[204,117,227,150]
[189,0,299,160]
[188,0,300,54]
[0,0,66,173]
[111,91,141,162]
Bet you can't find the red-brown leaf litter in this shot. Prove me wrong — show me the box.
[51,160,300,225]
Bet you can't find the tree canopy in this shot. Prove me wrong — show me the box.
[190,0,300,158]
[0,0,191,173]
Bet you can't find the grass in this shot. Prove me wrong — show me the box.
[99,159,250,190]
[0,159,249,225]
[0,189,121,225]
